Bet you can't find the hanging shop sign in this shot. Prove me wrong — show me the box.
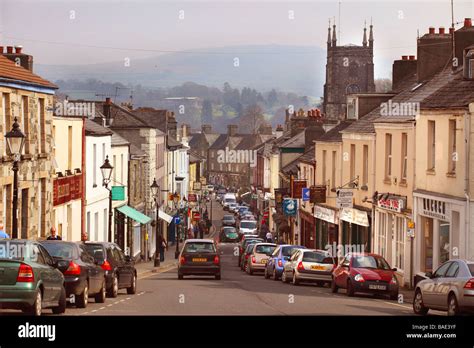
[310,185,327,204]
[336,189,353,209]
[377,195,405,213]
[314,206,336,224]
[283,198,298,216]
[340,208,369,227]
[292,180,307,199]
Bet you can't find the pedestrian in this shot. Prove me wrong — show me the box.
[47,227,62,240]
[157,234,167,262]
[0,223,9,239]
[199,221,204,239]
[265,230,273,243]
[193,222,199,239]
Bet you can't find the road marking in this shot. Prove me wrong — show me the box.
[114,301,120,305]
[91,309,98,313]
[100,307,106,310]
[126,297,131,300]
[107,304,113,307]
[378,300,412,310]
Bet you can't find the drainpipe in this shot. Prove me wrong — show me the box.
[81,117,86,241]
[465,107,471,259]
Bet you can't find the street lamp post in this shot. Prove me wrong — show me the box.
[5,117,25,239]
[100,156,114,242]
[151,178,161,267]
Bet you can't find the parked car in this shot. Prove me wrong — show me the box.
[246,243,277,275]
[228,203,239,213]
[237,237,262,267]
[332,253,399,300]
[40,241,106,308]
[222,214,236,227]
[83,242,137,297]
[236,206,249,217]
[264,244,306,280]
[239,220,258,235]
[413,259,474,316]
[241,213,256,221]
[282,249,336,286]
[219,227,240,243]
[223,194,237,210]
[178,239,221,280]
[240,242,260,272]
[0,240,66,316]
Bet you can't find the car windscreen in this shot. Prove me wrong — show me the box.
[0,241,38,261]
[83,244,106,261]
[255,245,276,255]
[223,215,234,220]
[240,221,256,229]
[243,239,261,249]
[352,255,391,270]
[468,264,474,276]
[302,251,333,263]
[41,242,78,259]
[281,246,301,257]
[183,242,216,253]
[225,198,236,203]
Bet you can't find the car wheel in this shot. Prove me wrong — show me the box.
[127,274,137,294]
[52,286,66,314]
[282,271,289,283]
[272,268,279,281]
[264,267,270,279]
[215,274,221,280]
[346,280,354,297]
[178,273,184,280]
[95,280,106,303]
[27,290,43,316]
[77,282,89,308]
[107,275,119,298]
[413,289,429,315]
[448,294,460,316]
[292,272,300,285]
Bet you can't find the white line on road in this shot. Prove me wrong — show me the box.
[126,297,131,300]
[107,304,113,307]
[100,307,106,310]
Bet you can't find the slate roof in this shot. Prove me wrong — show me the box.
[280,131,305,148]
[95,102,152,129]
[0,55,57,89]
[317,120,354,142]
[188,150,206,162]
[132,107,167,133]
[280,146,315,175]
[421,68,474,109]
[85,119,113,136]
[111,131,130,146]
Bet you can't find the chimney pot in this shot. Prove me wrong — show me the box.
[402,55,408,60]
[105,97,111,105]
[14,45,23,54]
[409,55,416,60]
[6,46,13,54]
[464,18,472,28]
[439,27,445,34]
[429,27,435,34]
[0,46,3,54]
[449,27,455,34]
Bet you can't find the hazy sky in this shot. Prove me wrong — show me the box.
[1,0,473,78]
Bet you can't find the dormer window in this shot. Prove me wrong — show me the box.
[464,48,474,80]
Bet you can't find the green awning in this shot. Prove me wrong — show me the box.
[117,205,152,225]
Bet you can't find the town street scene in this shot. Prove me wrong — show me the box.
[0,1,474,330]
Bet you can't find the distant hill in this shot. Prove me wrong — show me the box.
[36,45,326,97]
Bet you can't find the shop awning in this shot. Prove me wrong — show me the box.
[117,205,152,225]
[340,208,369,227]
[158,209,173,223]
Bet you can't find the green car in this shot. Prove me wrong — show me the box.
[0,239,66,316]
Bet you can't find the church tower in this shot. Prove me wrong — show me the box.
[322,21,375,121]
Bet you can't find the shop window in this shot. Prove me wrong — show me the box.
[395,217,404,269]
[439,221,450,264]
[422,217,434,272]
[378,212,387,257]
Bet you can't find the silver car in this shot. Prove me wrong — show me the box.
[246,243,277,275]
[282,249,336,286]
[413,259,474,316]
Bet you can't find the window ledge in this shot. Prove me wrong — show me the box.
[38,153,49,159]
[446,172,456,178]
[426,169,436,176]
[383,178,392,185]
[399,180,408,187]
[21,154,33,161]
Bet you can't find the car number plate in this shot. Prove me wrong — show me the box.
[261,259,268,264]
[192,258,207,262]
[311,265,325,270]
[368,284,387,290]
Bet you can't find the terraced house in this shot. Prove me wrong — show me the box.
[0,47,57,239]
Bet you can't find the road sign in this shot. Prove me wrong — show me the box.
[111,186,125,201]
[192,211,201,220]
[173,216,181,225]
[283,198,297,216]
[336,189,353,209]
[302,188,310,202]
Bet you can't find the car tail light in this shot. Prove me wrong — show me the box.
[16,263,34,283]
[213,255,220,264]
[297,261,304,271]
[101,260,112,271]
[179,256,186,265]
[354,273,365,282]
[251,256,256,263]
[64,261,81,276]
[245,254,249,260]
[278,259,283,267]
[464,278,474,289]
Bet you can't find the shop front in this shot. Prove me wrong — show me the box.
[300,209,315,248]
[413,191,465,274]
[374,194,411,285]
[314,205,338,250]
[339,207,371,253]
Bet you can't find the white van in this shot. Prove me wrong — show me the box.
[223,193,237,210]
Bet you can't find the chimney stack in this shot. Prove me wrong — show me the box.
[227,124,238,136]
[428,27,435,34]
[393,55,417,91]
[464,18,472,28]
[0,46,3,54]
[2,45,34,72]
[201,124,212,133]
[409,55,416,60]
[402,55,408,60]
[417,27,452,82]
[15,45,22,54]
[6,46,13,54]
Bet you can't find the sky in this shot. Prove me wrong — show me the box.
[1,0,473,78]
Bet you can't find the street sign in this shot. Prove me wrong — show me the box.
[310,185,326,204]
[336,189,353,209]
[192,211,201,220]
[173,216,181,225]
[111,186,125,201]
[302,187,310,202]
[282,198,297,216]
[292,180,307,199]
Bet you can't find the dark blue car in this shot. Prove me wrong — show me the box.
[264,244,306,280]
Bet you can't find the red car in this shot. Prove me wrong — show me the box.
[331,253,399,300]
